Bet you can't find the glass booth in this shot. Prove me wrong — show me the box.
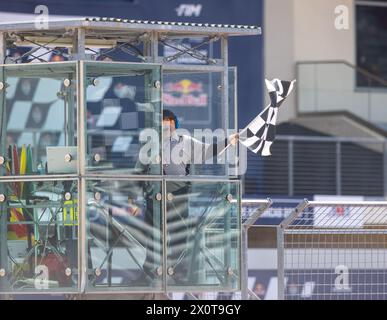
[0,60,241,294]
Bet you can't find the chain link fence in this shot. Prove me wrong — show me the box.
[277,200,387,300]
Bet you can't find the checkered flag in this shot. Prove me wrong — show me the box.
[239,78,296,156]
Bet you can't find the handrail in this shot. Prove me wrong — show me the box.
[297,60,387,88]
[276,135,385,143]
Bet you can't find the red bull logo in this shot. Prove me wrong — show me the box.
[164,79,208,107]
[165,79,203,94]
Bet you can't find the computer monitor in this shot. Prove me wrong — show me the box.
[46,146,78,174]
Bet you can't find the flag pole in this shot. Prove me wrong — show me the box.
[218,128,247,156]
[218,143,232,156]
[219,103,271,156]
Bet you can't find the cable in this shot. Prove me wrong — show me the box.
[7,247,19,265]
[0,52,6,163]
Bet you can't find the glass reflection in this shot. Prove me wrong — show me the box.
[165,181,240,290]
[86,179,162,290]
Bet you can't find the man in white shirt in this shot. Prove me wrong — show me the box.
[137,110,238,285]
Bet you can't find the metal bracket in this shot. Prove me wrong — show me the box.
[64,153,73,163]
[65,268,72,277]
[93,154,101,163]
[167,193,173,201]
[279,198,309,229]
[155,193,162,201]
[226,194,233,203]
[63,79,71,87]
[243,198,273,228]
[167,267,174,276]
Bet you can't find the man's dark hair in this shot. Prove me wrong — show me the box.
[163,109,179,128]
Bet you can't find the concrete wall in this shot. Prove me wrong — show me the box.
[264,0,296,121]
[264,0,356,123]
[294,0,355,63]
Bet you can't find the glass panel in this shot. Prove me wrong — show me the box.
[228,67,237,132]
[228,67,244,177]
[165,180,240,291]
[162,69,238,177]
[0,179,78,292]
[86,179,162,291]
[0,62,78,176]
[84,62,162,175]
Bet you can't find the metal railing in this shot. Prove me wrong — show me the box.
[167,198,273,301]
[244,135,387,198]
[277,199,387,300]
